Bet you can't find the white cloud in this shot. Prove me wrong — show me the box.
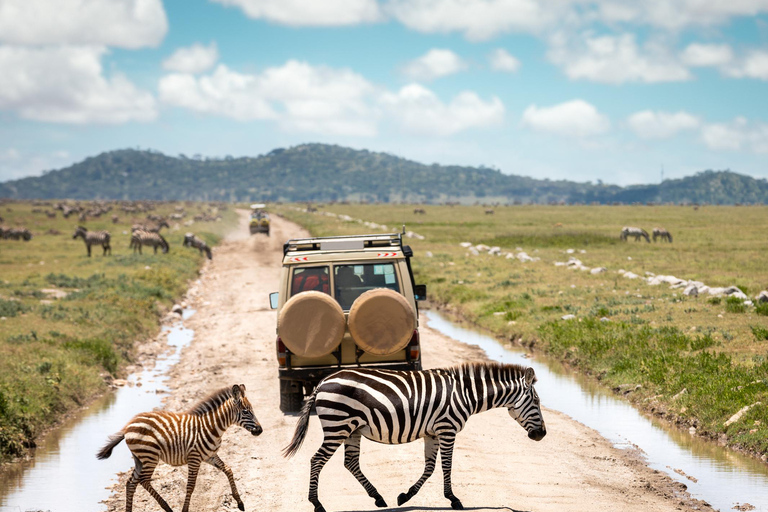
[159,61,379,136]
[593,0,768,30]
[521,99,609,138]
[627,110,701,139]
[680,43,734,67]
[402,49,467,81]
[0,148,74,181]
[381,84,504,135]
[724,50,768,80]
[548,32,691,84]
[211,0,381,26]
[489,48,520,72]
[701,117,768,153]
[0,0,167,49]
[163,42,219,74]
[0,45,156,124]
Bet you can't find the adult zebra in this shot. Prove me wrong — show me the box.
[284,363,546,512]
[652,227,673,243]
[96,384,262,512]
[73,226,111,257]
[620,226,650,242]
[183,232,212,259]
[131,230,169,254]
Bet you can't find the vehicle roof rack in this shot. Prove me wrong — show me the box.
[284,232,403,255]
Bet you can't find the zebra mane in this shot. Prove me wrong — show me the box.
[455,361,535,383]
[186,386,235,416]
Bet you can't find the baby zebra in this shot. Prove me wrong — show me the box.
[96,384,262,512]
[183,232,212,259]
[284,363,546,512]
[73,226,111,256]
[652,227,673,243]
[131,230,169,254]
[620,226,650,242]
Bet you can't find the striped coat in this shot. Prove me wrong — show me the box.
[284,363,546,512]
[131,230,169,254]
[183,232,212,260]
[73,226,110,256]
[96,385,262,512]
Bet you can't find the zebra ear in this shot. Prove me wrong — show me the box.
[524,367,536,387]
[239,384,246,394]
[232,384,243,398]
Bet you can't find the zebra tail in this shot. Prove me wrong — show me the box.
[96,431,125,460]
[282,387,319,458]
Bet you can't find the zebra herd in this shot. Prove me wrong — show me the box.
[99,363,546,512]
[67,225,213,258]
[620,226,673,243]
[0,226,32,241]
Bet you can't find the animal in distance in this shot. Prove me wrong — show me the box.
[131,230,169,254]
[620,226,650,242]
[73,226,111,256]
[652,227,672,243]
[283,363,546,512]
[183,232,212,259]
[96,384,262,512]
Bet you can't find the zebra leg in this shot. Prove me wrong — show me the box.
[207,454,245,511]
[308,438,344,512]
[343,433,387,507]
[86,243,92,257]
[132,457,173,512]
[439,434,463,510]
[181,458,201,512]
[398,435,438,506]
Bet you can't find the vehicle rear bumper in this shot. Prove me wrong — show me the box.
[279,361,421,384]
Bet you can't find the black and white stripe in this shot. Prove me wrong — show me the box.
[1,227,32,241]
[73,226,111,257]
[183,232,212,259]
[284,363,546,512]
[620,226,650,242]
[96,385,262,512]
[130,230,169,254]
[652,227,673,243]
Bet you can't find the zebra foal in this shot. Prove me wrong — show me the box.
[284,363,546,512]
[183,232,212,259]
[131,230,169,254]
[97,384,262,512]
[73,226,111,256]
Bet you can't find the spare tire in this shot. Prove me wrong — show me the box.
[348,288,416,356]
[278,291,345,358]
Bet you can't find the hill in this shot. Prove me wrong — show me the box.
[0,144,765,204]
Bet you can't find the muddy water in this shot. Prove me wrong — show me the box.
[425,311,768,512]
[0,311,195,512]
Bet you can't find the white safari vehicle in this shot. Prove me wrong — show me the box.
[269,232,426,412]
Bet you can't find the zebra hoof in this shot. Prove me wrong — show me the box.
[374,497,387,508]
[397,493,412,506]
[238,503,244,511]
[313,505,326,512]
[451,499,464,510]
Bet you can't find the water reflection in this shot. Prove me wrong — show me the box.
[425,311,768,512]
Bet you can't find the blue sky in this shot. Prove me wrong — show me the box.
[0,0,767,186]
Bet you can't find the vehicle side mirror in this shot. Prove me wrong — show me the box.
[269,292,279,309]
[414,284,427,301]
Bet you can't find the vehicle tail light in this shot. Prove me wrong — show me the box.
[407,329,420,361]
[276,336,287,366]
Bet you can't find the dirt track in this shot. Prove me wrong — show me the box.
[104,212,712,512]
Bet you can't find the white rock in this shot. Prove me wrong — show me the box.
[488,246,502,255]
[492,312,506,316]
[561,314,576,320]
[757,291,768,303]
[599,317,610,322]
[724,402,762,427]
[554,261,567,266]
[459,242,472,248]
[744,300,754,306]
[579,250,586,254]
[566,248,575,254]
[683,285,698,297]
[624,272,640,279]
[591,267,607,274]
[425,251,433,258]
[505,253,515,259]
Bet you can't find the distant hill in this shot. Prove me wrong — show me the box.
[1,144,765,204]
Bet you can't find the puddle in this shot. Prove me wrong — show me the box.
[425,310,768,512]
[0,310,196,512]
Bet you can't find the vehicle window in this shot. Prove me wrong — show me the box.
[291,266,330,296]
[334,263,399,310]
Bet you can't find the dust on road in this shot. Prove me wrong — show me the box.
[104,211,712,512]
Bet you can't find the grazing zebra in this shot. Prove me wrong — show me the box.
[620,226,650,242]
[485,209,494,215]
[3,227,32,241]
[183,232,212,259]
[284,363,546,512]
[413,208,426,214]
[652,227,673,243]
[96,384,262,512]
[131,230,169,254]
[73,226,111,257]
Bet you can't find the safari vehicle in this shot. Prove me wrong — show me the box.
[249,204,270,235]
[269,231,427,412]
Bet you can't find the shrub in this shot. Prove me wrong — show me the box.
[0,299,28,318]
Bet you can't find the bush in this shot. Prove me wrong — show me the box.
[751,325,768,341]
[0,299,28,318]
[725,296,746,314]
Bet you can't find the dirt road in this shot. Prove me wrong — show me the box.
[104,212,711,512]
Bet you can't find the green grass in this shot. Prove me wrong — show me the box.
[0,200,236,459]
[275,203,768,457]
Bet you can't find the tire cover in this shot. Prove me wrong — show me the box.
[278,291,345,358]
[348,288,416,356]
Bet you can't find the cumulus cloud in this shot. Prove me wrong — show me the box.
[402,49,467,81]
[521,99,609,138]
[381,84,504,135]
[680,43,734,67]
[163,42,219,74]
[724,50,768,80]
[701,117,768,153]
[594,0,768,30]
[0,148,73,181]
[0,45,156,124]
[159,61,379,136]
[0,0,167,49]
[211,0,381,26]
[627,110,701,139]
[548,32,691,84]
[489,48,520,72]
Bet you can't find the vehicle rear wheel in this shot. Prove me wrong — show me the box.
[280,380,304,413]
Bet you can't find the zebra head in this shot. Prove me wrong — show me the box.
[232,384,263,436]
[508,367,546,441]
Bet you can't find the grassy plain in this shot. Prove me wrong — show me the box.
[0,201,236,459]
[275,203,768,458]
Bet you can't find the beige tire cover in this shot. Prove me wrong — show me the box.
[348,288,416,356]
[278,291,345,358]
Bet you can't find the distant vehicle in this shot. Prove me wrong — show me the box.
[249,204,270,236]
[269,231,427,412]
